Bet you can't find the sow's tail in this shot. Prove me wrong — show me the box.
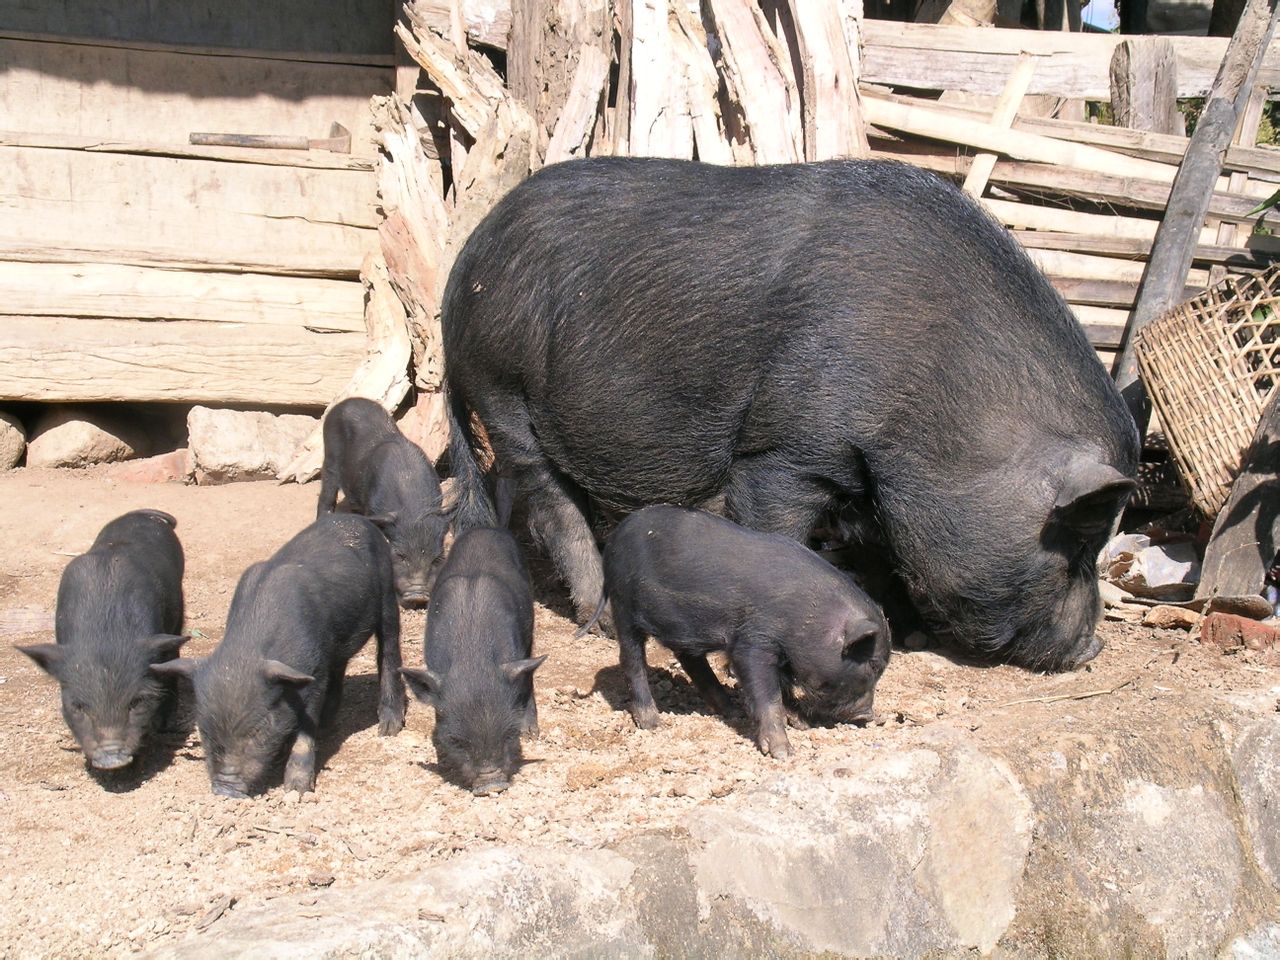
[574,591,609,639]
[445,386,498,532]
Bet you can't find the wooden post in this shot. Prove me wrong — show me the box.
[1110,0,1280,439]
[1109,39,1184,136]
[1195,391,1280,602]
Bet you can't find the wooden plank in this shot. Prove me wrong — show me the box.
[704,0,803,164]
[0,316,366,405]
[1012,229,1280,266]
[787,0,869,160]
[545,45,611,163]
[1052,276,1204,307]
[413,0,513,50]
[1027,248,1211,286]
[860,20,1280,99]
[0,29,394,66]
[1110,39,1184,135]
[0,38,390,156]
[0,263,365,332]
[963,53,1036,198]
[1072,305,1132,349]
[0,132,376,171]
[1112,0,1280,436]
[1195,391,1280,600]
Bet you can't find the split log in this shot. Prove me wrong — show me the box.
[545,44,611,163]
[414,0,513,49]
[278,254,415,482]
[0,316,365,405]
[704,0,803,164]
[1111,0,1280,436]
[394,21,501,137]
[1195,390,1280,601]
[629,0,694,159]
[963,53,1036,198]
[669,3,736,165]
[1109,39,1184,135]
[786,0,869,160]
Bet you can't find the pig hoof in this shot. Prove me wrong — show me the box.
[631,705,661,730]
[785,711,810,730]
[283,775,314,795]
[378,714,405,737]
[759,734,792,759]
[521,724,541,740]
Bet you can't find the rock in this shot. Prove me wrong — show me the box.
[26,407,145,468]
[102,449,192,484]
[1230,718,1280,888]
[187,408,318,485]
[0,410,25,469]
[1200,613,1280,653]
[1141,604,1201,630]
[396,391,449,463]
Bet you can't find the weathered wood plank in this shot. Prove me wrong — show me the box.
[0,263,365,331]
[0,29,393,65]
[860,20,1280,99]
[0,316,365,405]
[0,37,390,155]
[0,132,376,171]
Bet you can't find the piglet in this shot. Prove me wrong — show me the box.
[19,509,187,772]
[591,505,891,759]
[401,528,544,795]
[153,514,405,797]
[317,397,449,608]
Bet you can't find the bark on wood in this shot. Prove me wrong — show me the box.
[703,0,803,164]
[1196,391,1280,600]
[0,263,365,331]
[1111,0,1280,437]
[278,254,415,482]
[545,44,611,163]
[0,316,365,405]
[1110,40,1183,136]
[859,20,1280,99]
[787,0,869,160]
[962,53,1037,198]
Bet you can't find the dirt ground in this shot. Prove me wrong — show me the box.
[0,468,1276,959]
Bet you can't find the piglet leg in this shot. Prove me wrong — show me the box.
[375,585,407,736]
[283,689,324,794]
[617,617,660,729]
[731,646,792,759]
[675,652,734,716]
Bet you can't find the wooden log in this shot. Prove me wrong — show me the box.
[859,21,1280,99]
[0,263,365,331]
[629,0,694,159]
[1110,39,1184,136]
[963,53,1036,199]
[1111,0,1280,437]
[278,254,415,482]
[704,0,803,164]
[0,316,365,405]
[412,0,513,49]
[0,37,389,156]
[669,3,735,165]
[545,44,611,163]
[1195,391,1280,601]
[0,132,375,171]
[786,0,869,160]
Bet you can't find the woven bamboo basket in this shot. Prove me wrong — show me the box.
[1135,265,1280,518]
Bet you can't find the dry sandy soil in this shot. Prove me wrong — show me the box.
[0,468,1275,959]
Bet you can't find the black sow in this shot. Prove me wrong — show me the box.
[441,157,1138,672]
[154,515,405,797]
[593,505,889,759]
[318,397,449,608]
[401,528,544,795]
[19,509,187,772]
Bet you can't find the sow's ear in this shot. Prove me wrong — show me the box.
[501,655,548,682]
[17,643,64,678]
[366,512,399,532]
[842,622,882,663]
[1052,461,1136,535]
[261,660,314,687]
[150,657,202,680]
[400,667,443,703]
[140,633,191,661]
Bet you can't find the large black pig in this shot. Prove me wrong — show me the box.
[593,505,890,759]
[18,509,187,771]
[400,527,544,795]
[442,158,1138,671]
[318,397,449,608]
[153,515,405,797]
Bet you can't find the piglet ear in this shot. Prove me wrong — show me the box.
[151,657,202,680]
[140,633,191,661]
[17,643,64,678]
[1053,461,1136,535]
[261,660,314,687]
[501,655,548,682]
[842,622,882,663]
[399,667,443,704]
[366,512,398,531]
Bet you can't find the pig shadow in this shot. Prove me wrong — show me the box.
[591,661,756,739]
[87,684,198,793]
[315,671,390,774]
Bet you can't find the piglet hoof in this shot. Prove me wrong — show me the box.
[283,774,315,795]
[378,713,405,737]
[758,730,793,760]
[630,704,662,730]
[521,723,541,740]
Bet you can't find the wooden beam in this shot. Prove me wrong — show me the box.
[860,20,1280,99]
[963,53,1036,198]
[1111,0,1280,437]
[0,316,365,405]
[1195,391,1280,601]
[1110,39,1184,135]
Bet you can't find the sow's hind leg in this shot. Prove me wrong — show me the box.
[723,452,842,543]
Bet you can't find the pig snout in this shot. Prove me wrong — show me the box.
[834,691,877,726]
[212,777,250,799]
[1060,630,1104,671]
[471,767,511,796]
[89,744,134,771]
[399,590,430,610]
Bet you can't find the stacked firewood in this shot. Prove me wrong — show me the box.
[330,0,1280,463]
